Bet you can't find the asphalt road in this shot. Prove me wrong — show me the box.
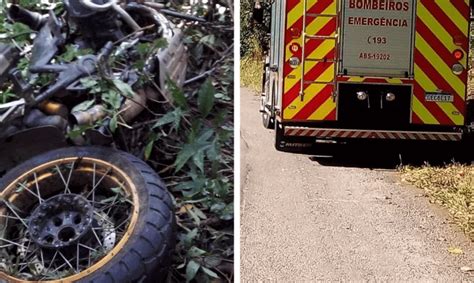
[240,88,473,282]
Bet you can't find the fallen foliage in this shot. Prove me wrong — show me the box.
[401,164,473,241]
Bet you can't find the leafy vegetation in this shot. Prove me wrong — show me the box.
[401,164,473,241]
[240,0,269,57]
[240,0,269,92]
[0,1,234,282]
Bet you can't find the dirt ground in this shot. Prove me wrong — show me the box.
[240,88,473,281]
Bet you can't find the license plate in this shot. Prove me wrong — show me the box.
[425,92,454,102]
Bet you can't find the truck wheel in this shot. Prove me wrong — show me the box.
[0,146,175,283]
[262,111,275,129]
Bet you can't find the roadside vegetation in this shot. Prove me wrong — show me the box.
[240,56,261,92]
[401,165,473,241]
[240,0,267,92]
[0,1,234,282]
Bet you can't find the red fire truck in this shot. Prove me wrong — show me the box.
[255,0,473,151]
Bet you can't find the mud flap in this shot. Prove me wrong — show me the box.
[274,121,314,153]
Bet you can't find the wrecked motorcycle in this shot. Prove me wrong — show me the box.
[0,0,190,281]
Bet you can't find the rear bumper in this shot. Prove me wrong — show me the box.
[284,126,462,141]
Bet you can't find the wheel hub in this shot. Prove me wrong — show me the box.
[28,194,94,248]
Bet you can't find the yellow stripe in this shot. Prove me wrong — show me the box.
[417,2,467,68]
[285,12,333,61]
[434,0,469,34]
[284,65,334,119]
[415,33,465,98]
[287,2,303,28]
[307,96,336,120]
[414,64,463,125]
[412,96,439,124]
[346,77,405,84]
[284,38,335,93]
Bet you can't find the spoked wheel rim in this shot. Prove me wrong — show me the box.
[0,157,139,282]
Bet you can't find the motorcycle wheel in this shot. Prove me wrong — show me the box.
[0,147,174,282]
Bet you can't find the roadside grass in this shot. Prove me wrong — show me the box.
[401,164,473,241]
[240,56,262,92]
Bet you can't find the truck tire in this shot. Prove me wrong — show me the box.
[262,111,274,129]
[0,147,175,283]
[261,60,275,129]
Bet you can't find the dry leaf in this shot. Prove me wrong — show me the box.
[448,247,463,255]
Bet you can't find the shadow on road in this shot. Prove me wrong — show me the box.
[308,140,474,169]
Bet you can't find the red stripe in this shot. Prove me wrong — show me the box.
[416,18,468,83]
[323,131,332,137]
[286,0,300,13]
[420,0,468,50]
[362,78,389,84]
[283,84,301,110]
[449,0,470,23]
[284,0,335,46]
[292,85,333,120]
[414,49,465,114]
[284,18,336,77]
[304,61,334,82]
[283,48,334,109]
[307,0,335,15]
[412,112,423,124]
[324,108,336,121]
[413,82,455,125]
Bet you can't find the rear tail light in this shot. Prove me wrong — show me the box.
[453,49,464,60]
[356,91,368,101]
[289,57,300,68]
[452,63,464,75]
[386,92,396,102]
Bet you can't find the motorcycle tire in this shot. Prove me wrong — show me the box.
[0,146,175,283]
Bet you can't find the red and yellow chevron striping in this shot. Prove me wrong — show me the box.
[283,0,338,122]
[281,0,469,128]
[412,0,468,126]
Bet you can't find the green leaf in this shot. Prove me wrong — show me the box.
[187,246,207,257]
[168,80,188,109]
[183,228,198,247]
[186,260,200,282]
[198,79,215,117]
[203,256,222,268]
[58,45,93,63]
[144,133,158,160]
[174,144,197,172]
[192,150,205,172]
[71,100,95,113]
[102,90,121,110]
[153,108,183,130]
[109,116,118,133]
[201,266,219,279]
[113,79,135,98]
[187,206,201,225]
[80,78,99,89]
[199,34,216,48]
[193,206,207,220]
